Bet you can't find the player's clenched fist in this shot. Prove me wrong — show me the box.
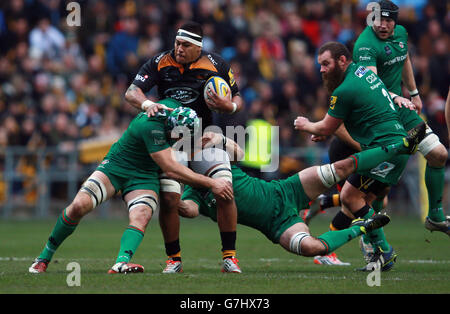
[294,116,310,130]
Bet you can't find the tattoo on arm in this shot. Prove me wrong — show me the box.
[125,84,148,109]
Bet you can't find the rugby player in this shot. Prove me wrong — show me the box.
[294,41,426,271]
[177,130,423,265]
[124,21,245,273]
[29,103,233,274]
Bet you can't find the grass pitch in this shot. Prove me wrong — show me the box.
[0,212,449,295]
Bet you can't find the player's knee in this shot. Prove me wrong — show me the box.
[339,190,356,209]
[299,238,325,257]
[68,195,92,219]
[160,192,181,211]
[425,144,448,167]
[129,205,153,228]
[127,194,158,228]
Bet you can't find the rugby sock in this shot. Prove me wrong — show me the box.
[321,194,341,210]
[38,209,79,261]
[165,239,182,261]
[351,141,407,173]
[355,205,390,252]
[318,225,363,254]
[220,231,236,259]
[362,197,384,246]
[425,165,446,222]
[115,225,144,263]
[330,211,353,230]
[372,198,384,213]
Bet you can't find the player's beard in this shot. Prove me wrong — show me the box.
[322,65,345,94]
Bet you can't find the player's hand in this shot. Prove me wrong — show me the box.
[393,96,415,111]
[294,116,310,131]
[145,102,173,117]
[311,134,328,142]
[206,89,232,113]
[200,132,222,148]
[411,95,423,114]
[211,178,234,200]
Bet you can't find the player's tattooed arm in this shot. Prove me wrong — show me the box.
[125,84,148,110]
[125,84,170,116]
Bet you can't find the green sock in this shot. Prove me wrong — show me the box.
[360,207,390,252]
[115,225,145,263]
[425,165,446,222]
[351,140,408,173]
[318,225,363,254]
[38,209,79,261]
[361,197,385,246]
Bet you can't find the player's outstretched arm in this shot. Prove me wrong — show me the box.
[294,114,342,136]
[151,147,233,200]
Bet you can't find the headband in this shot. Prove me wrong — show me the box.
[176,29,203,47]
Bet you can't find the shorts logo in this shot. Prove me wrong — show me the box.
[370,162,395,178]
[329,96,338,109]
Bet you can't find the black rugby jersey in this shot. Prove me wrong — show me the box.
[132,49,239,128]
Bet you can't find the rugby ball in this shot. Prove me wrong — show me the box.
[203,76,231,111]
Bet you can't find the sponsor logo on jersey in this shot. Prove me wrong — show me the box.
[384,45,392,55]
[366,73,377,84]
[151,130,167,145]
[135,74,148,82]
[383,54,407,66]
[354,66,368,78]
[228,68,236,87]
[155,52,164,64]
[207,54,218,66]
[329,96,338,109]
[164,87,200,105]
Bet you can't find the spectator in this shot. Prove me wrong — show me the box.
[29,15,65,61]
[0,0,446,187]
[106,15,139,80]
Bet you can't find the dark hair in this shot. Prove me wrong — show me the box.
[179,21,203,38]
[318,41,352,61]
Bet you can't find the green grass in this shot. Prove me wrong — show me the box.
[0,213,449,294]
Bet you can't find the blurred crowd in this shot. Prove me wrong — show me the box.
[0,0,448,175]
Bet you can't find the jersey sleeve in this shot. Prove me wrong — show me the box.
[141,120,170,154]
[327,87,351,120]
[131,54,160,93]
[353,41,378,68]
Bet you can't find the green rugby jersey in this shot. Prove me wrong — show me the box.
[353,25,409,96]
[102,98,181,176]
[327,63,406,149]
[182,165,276,228]
[104,113,170,175]
[181,165,308,243]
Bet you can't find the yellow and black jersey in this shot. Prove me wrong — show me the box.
[132,49,239,128]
